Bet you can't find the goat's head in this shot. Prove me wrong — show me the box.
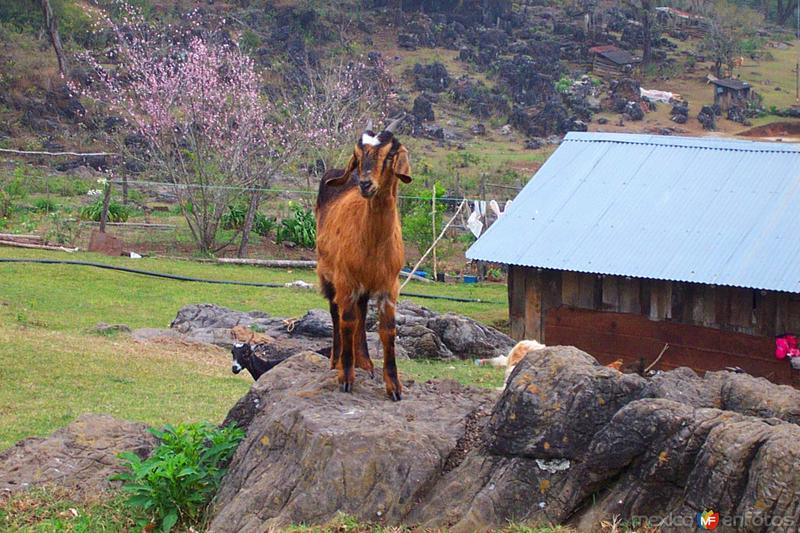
[231,343,253,374]
[325,116,412,198]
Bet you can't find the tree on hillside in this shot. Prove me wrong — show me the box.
[768,0,798,25]
[625,0,656,64]
[703,0,762,78]
[37,0,68,76]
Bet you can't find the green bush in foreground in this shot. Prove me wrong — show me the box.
[113,422,245,532]
[79,197,131,223]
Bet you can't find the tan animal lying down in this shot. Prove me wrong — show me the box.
[476,340,547,388]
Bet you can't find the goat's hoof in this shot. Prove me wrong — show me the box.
[390,391,402,402]
[339,383,353,393]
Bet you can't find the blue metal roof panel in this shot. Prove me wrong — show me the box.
[466,132,800,293]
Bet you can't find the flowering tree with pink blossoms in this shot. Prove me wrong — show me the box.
[73,5,395,255]
[73,11,288,254]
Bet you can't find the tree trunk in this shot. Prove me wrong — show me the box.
[776,0,798,24]
[237,192,262,258]
[99,184,112,233]
[641,0,653,64]
[38,0,68,77]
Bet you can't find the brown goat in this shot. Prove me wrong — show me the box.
[315,118,411,401]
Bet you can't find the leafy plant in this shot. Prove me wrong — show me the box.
[0,166,29,218]
[113,422,245,532]
[253,212,277,237]
[46,211,81,245]
[80,198,130,222]
[555,74,573,94]
[220,203,247,230]
[33,197,58,213]
[276,203,316,248]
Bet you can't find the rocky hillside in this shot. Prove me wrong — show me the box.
[2,0,798,195]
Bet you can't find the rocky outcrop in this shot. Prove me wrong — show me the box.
[163,302,514,363]
[211,352,497,531]
[210,346,800,532]
[0,414,156,500]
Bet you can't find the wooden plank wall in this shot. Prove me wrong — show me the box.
[545,307,794,385]
[509,267,800,383]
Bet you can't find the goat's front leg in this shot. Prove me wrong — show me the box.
[322,280,340,370]
[377,292,401,401]
[355,293,374,378]
[336,297,357,393]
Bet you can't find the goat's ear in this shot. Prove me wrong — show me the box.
[393,146,412,183]
[325,153,357,187]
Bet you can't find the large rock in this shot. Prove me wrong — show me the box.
[426,313,515,359]
[210,346,800,532]
[170,303,285,347]
[0,414,156,500]
[210,352,497,531]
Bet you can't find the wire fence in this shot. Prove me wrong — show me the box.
[6,169,522,269]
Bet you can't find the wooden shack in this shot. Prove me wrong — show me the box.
[655,6,709,37]
[467,132,800,385]
[589,45,640,78]
[711,78,753,111]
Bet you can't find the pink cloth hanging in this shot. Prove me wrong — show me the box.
[775,334,798,359]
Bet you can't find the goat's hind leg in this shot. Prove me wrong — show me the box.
[377,292,401,401]
[322,279,340,370]
[355,293,374,378]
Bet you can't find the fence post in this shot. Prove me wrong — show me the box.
[99,182,112,233]
[431,185,437,281]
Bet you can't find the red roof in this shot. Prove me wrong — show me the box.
[589,45,618,54]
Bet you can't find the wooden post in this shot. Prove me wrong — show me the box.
[99,183,112,233]
[478,173,487,280]
[122,174,128,205]
[431,186,437,281]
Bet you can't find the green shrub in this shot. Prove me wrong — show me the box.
[33,197,58,213]
[253,213,277,237]
[0,167,29,217]
[220,203,247,230]
[555,74,572,94]
[239,29,261,54]
[45,211,81,245]
[401,183,446,255]
[113,422,245,533]
[80,198,130,222]
[276,203,316,248]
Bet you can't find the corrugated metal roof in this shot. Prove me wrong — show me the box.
[711,78,750,90]
[466,132,800,293]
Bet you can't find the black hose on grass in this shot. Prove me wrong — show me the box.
[0,258,499,304]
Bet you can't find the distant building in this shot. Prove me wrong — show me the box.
[711,78,753,111]
[589,45,640,78]
[655,6,709,36]
[467,132,800,385]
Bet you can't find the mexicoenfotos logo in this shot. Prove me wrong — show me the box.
[696,509,720,530]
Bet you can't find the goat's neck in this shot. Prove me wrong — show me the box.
[363,185,399,243]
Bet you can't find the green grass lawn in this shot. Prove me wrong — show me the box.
[0,247,509,450]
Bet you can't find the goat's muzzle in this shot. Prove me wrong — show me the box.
[359,180,376,198]
[232,362,243,374]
